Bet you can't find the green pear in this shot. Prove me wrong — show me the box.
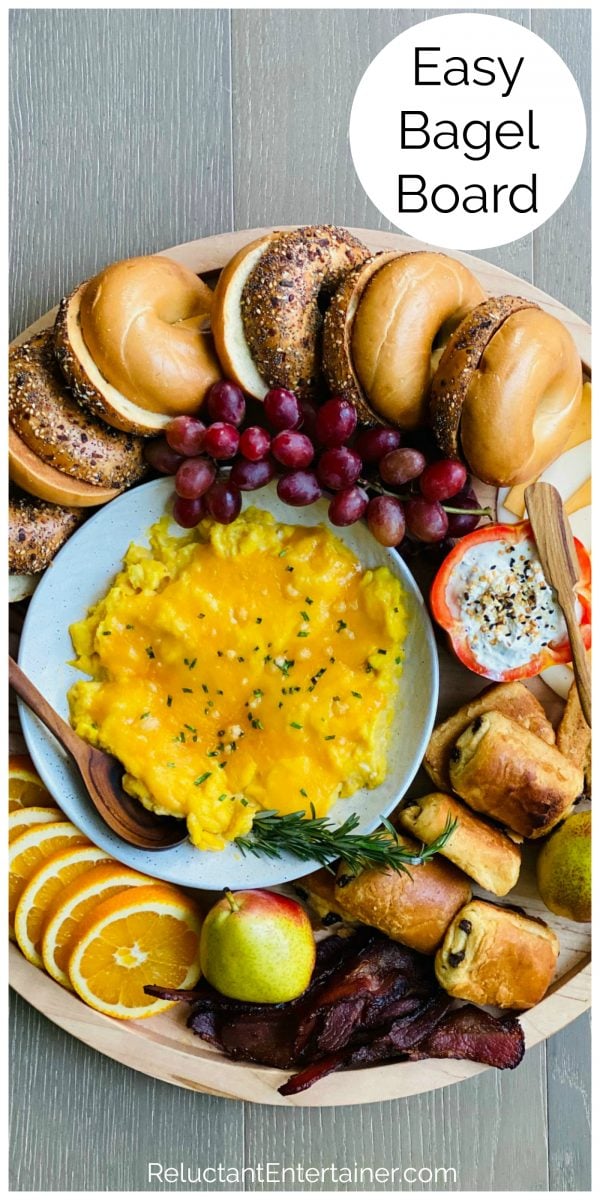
[536,811,591,922]
[200,888,316,1002]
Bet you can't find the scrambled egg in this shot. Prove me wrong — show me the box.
[68,509,408,851]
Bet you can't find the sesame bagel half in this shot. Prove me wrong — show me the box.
[430,295,582,487]
[239,226,370,401]
[9,331,147,489]
[322,252,403,425]
[9,489,84,600]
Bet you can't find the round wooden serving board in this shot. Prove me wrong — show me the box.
[9,227,591,1106]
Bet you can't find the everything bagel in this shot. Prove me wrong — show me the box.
[349,252,486,429]
[9,490,84,601]
[54,256,222,435]
[238,226,369,400]
[430,296,583,487]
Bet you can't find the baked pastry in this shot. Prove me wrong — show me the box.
[237,225,369,400]
[430,295,582,487]
[557,673,591,796]
[300,831,471,954]
[9,490,84,600]
[346,252,485,428]
[435,899,560,1009]
[9,332,146,488]
[54,256,221,435]
[398,793,521,896]
[449,711,583,838]
[424,680,555,791]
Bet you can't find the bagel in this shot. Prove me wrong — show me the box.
[349,252,486,429]
[54,256,222,435]
[323,251,404,425]
[211,234,276,399]
[9,490,84,600]
[9,425,122,507]
[238,226,369,400]
[430,296,583,487]
[9,331,147,488]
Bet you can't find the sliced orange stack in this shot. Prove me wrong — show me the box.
[8,755,53,811]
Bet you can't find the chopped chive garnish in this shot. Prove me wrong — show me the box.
[290,721,303,730]
[297,631,309,638]
[166,695,172,707]
[201,683,209,694]
[218,793,227,802]
[325,734,336,741]
[240,797,249,807]
[278,549,287,557]
[101,630,111,636]
[256,617,263,624]
[286,565,294,572]
[305,597,313,605]
[351,691,362,699]
[395,656,402,665]
[194,772,212,787]
[125,624,134,630]
[182,687,193,694]
[197,613,206,619]
[300,611,310,622]
[140,712,150,719]
[300,788,308,798]
[336,620,347,632]
[145,646,155,658]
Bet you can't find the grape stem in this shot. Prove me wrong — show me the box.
[358,476,493,519]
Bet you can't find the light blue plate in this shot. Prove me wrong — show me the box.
[18,477,438,890]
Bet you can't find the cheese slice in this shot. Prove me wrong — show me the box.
[565,478,591,515]
[503,380,591,518]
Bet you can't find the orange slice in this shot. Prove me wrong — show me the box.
[68,884,202,1019]
[41,863,154,989]
[8,754,52,811]
[9,821,90,937]
[9,806,64,842]
[14,845,114,967]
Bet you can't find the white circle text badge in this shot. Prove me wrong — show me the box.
[350,13,586,250]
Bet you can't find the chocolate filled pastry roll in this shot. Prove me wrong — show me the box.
[299,833,472,954]
[435,899,560,1009]
[449,711,583,838]
[398,793,521,896]
[424,680,555,791]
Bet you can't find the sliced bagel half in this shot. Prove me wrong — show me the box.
[9,331,147,488]
[9,490,85,600]
[211,234,276,399]
[322,252,401,425]
[54,285,174,436]
[9,426,121,507]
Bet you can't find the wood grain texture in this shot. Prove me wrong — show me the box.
[9,6,590,1192]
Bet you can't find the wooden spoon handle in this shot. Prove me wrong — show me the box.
[8,656,84,761]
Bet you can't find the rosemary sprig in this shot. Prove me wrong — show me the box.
[235,807,457,878]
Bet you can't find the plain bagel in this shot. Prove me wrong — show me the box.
[54,256,222,435]
[9,331,147,489]
[430,296,583,487]
[238,226,370,400]
[349,252,486,429]
[211,234,276,399]
[9,490,84,601]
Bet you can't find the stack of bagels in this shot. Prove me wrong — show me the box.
[9,255,223,599]
[9,226,584,598]
[212,225,583,489]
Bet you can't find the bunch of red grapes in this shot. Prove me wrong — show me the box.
[144,380,482,550]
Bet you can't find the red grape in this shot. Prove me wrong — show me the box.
[366,496,406,546]
[202,422,240,460]
[206,380,246,427]
[353,427,401,464]
[317,446,362,491]
[405,497,449,543]
[420,459,467,502]
[239,425,271,461]
[205,479,242,524]
[299,400,319,441]
[446,488,482,537]
[271,431,314,469]
[277,470,321,506]
[315,397,357,447]
[165,415,206,456]
[230,457,276,491]
[144,437,184,475]
[328,486,368,526]
[264,388,302,431]
[379,448,426,486]
[172,495,206,528]
[174,456,217,499]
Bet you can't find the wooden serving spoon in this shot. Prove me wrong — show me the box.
[9,656,188,850]
[525,482,592,727]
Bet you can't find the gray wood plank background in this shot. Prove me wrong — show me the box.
[9,8,591,1191]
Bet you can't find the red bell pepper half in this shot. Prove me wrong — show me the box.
[430,520,591,681]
